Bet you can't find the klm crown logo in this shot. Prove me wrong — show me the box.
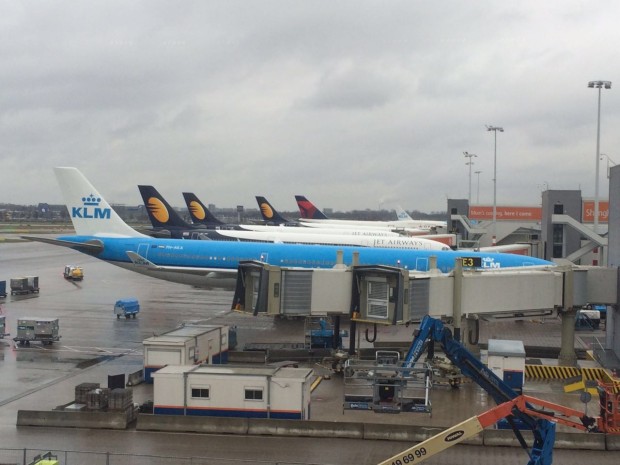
[71,194,111,219]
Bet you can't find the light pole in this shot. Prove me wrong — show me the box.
[486,125,504,245]
[475,170,482,204]
[464,152,477,205]
[588,80,611,234]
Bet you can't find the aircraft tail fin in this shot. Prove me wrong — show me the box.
[182,192,225,225]
[255,196,291,225]
[295,195,329,220]
[54,167,144,237]
[138,185,193,229]
[396,205,414,221]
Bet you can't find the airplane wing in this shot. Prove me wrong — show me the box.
[22,236,104,253]
[126,251,234,279]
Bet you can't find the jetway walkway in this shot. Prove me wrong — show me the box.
[232,260,617,323]
[552,214,608,263]
[232,259,619,370]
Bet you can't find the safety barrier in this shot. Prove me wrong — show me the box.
[525,364,613,382]
[525,364,580,380]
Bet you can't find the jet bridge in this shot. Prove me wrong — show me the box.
[232,259,617,322]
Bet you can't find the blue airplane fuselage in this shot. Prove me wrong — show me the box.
[59,234,553,273]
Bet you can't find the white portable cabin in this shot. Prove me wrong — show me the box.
[153,365,314,420]
[143,325,229,382]
[487,339,526,393]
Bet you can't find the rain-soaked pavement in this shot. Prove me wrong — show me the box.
[0,238,617,465]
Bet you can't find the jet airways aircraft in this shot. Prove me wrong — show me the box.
[255,196,298,226]
[138,185,206,238]
[182,192,240,230]
[239,224,403,237]
[295,195,446,231]
[24,168,554,289]
[201,229,451,250]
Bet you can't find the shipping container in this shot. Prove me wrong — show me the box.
[143,324,229,382]
[13,317,60,346]
[153,365,313,419]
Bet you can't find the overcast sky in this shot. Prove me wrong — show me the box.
[1,1,619,214]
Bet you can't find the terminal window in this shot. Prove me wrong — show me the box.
[245,388,264,401]
[191,387,210,399]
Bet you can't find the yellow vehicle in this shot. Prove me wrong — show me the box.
[63,265,84,281]
[29,452,59,465]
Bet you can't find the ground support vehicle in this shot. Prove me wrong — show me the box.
[28,452,59,465]
[343,351,433,415]
[114,298,140,319]
[63,265,84,281]
[377,315,619,465]
[13,317,60,346]
[10,276,39,295]
[0,280,7,298]
[575,308,601,330]
[0,315,9,339]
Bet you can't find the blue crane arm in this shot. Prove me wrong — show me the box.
[405,315,519,404]
[405,315,556,464]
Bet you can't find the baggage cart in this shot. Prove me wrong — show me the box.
[10,276,40,295]
[13,317,61,346]
[114,298,140,319]
[0,315,8,338]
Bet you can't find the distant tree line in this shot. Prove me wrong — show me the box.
[0,203,445,224]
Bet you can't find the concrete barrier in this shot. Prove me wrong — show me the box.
[228,351,266,364]
[137,414,249,435]
[364,424,441,442]
[248,418,363,439]
[17,410,129,430]
[483,429,606,450]
[606,433,620,451]
[554,431,606,450]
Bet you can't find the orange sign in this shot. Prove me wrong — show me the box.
[582,201,609,223]
[468,206,542,221]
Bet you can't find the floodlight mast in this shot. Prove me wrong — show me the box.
[486,125,504,246]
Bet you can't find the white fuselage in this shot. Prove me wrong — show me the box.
[239,224,403,237]
[212,229,450,250]
[299,218,446,232]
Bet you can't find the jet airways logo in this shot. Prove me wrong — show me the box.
[72,194,111,219]
[260,203,274,219]
[189,201,206,220]
[146,197,170,223]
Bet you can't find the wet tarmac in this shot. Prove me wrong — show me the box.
[0,238,617,464]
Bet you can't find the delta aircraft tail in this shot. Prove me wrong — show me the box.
[182,192,225,226]
[255,196,294,225]
[295,195,329,220]
[54,167,144,237]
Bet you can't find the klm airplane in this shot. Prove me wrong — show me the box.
[25,168,555,288]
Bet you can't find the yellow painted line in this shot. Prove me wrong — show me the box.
[310,376,323,392]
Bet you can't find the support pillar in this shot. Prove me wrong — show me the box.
[558,267,578,367]
[558,310,578,366]
[452,258,463,342]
